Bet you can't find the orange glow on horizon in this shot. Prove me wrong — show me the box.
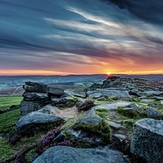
[0,68,163,76]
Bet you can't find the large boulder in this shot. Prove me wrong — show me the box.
[20,100,49,116]
[16,112,64,134]
[130,118,163,163]
[47,86,64,97]
[23,81,47,93]
[33,146,126,163]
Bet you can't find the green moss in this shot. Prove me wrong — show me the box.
[0,137,15,161]
[95,108,109,120]
[0,109,20,133]
[74,120,111,144]
[122,119,136,131]
[117,107,147,119]
[65,98,77,107]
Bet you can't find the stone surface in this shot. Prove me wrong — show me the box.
[143,91,163,96]
[65,89,85,98]
[16,112,63,134]
[140,99,155,103]
[33,146,126,163]
[51,97,76,107]
[130,118,163,163]
[87,89,131,99]
[38,104,61,115]
[107,121,121,129]
[76,114,102,125]
[20,100,49,116]
[47,86,64,97]
[146,108,162,119]
[93,101,131,111]
[23,81,47,93]
[161,100,163,105]
[22,92,49,101]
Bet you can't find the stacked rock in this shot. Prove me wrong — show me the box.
[20,82,76,116]
[20,82,50,116]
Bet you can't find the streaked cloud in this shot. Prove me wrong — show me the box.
[0,0,162,75]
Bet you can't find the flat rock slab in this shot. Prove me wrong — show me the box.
[143,91,163,96]
[93,101,132,111]
[130,118,163,163]
[140,99,155,103]
[87,89,131,99]
[47,86,64,97]
[16,112,63,134]
[65,89,85,98]
[33,146,126,163]
[23,92,49,101]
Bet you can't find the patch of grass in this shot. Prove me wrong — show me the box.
[0,109,21,133]
[0,96,22,112]
[95,108,109,120]
[0,137,15,161]
[0,96,22,107]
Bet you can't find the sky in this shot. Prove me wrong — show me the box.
[0,0,163,75]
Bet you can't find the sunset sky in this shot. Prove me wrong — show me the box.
[0,0,163,75]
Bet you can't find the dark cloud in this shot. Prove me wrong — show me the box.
[104,0,163,24]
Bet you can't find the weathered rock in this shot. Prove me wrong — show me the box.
[47,86,64,97]
[161,100,163,105]
[38,104,61,115]
[107,121,121,129]
[87,89,131,99]
[33,146,126,163]
[23,81,47,93]
[22,92,49,101]
[128,103,142,113]
[130,118,163,163]
[51,97,76,107]
[146,108,162,119]
[65,89,85,98]
[140,99,155,103]
[20,100,49,116]
[16,112,64,134]
[143,91,163,96]
[93,101,131,111]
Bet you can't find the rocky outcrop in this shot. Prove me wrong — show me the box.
[33,146,127,163]
[130,118,163,163]
[16,112,64,134]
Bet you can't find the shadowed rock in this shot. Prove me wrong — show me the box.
[130,118,163,163]
[16,112,64,134]
[22,92,49,101]
[47,86,64,97]
[20,100,49,116]
[33,146,126,163]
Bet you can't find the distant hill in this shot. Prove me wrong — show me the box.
[0,74,162,90]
